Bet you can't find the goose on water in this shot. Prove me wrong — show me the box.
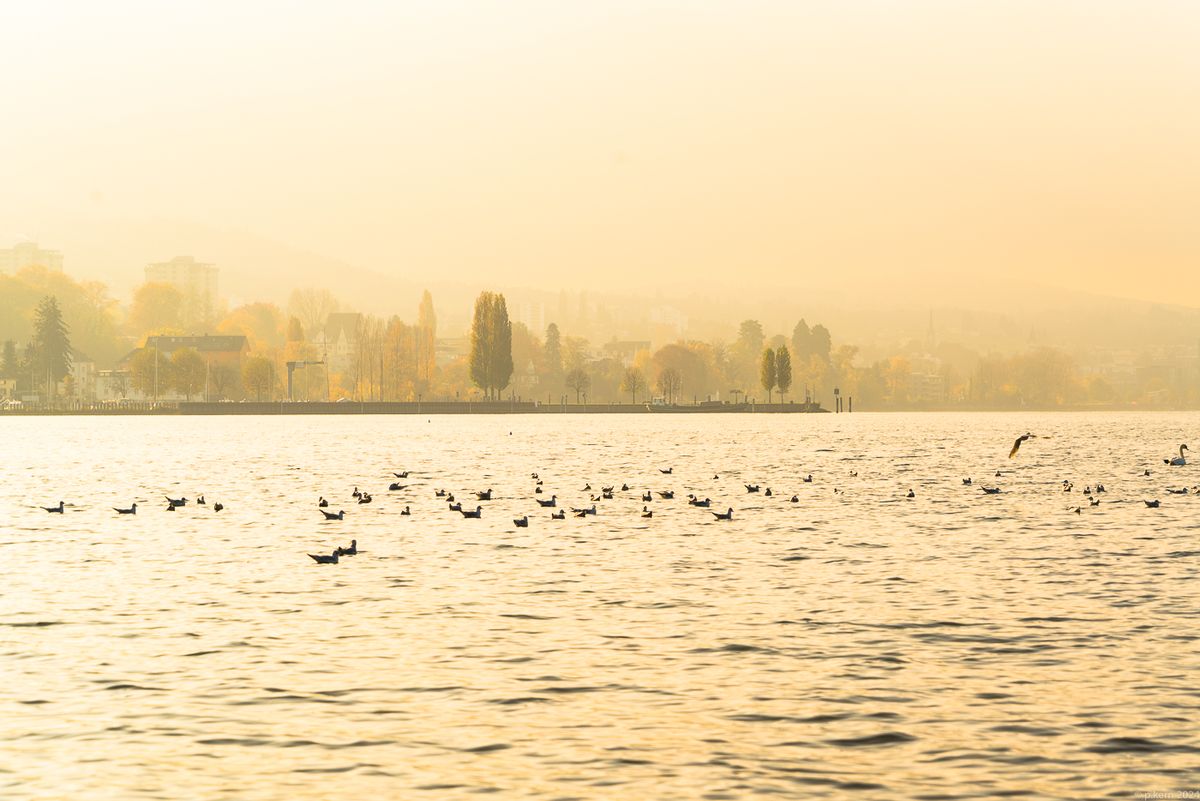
[321,509,345,520]
[42,501,64,513]
[309,550,339,564]
[114,503,137,515]
[1166,444,1189,466]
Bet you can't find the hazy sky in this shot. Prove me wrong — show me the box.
[3,1,1198,305]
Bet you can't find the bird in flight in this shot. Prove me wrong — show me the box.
[1009,433,1037,459]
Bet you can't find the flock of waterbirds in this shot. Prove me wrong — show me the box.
[35,434,1194,564]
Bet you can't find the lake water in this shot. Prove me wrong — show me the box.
[2,412,1199,799]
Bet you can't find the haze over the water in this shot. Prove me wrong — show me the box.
[4,1,1198,307]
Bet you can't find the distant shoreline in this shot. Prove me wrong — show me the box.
[0,400,830,416]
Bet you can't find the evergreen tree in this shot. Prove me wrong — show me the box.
[792,319,812,360]
[775,345,793,401]
[469,292,494,396]
[1,340,16,379]
[544,323,562,375]
[810,324,833,362]
[760,347,777,403]
[33,296,71,395]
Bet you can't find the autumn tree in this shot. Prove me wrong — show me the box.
[565,367,591,403]
[619,366,646,404]
[656,367,682,404]
[171,348,206,401]
[242,355,276,401]
[775,345,792,401]
[759,347,777,403]
[130,347,170,400]
[128,282,185,337]
[287,288,340,341]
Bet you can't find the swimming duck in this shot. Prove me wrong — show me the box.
[536,495,557,507]
[114,503,137,515]
[335,539,358,556]
[319,497,329,507]
[42,501,64,514]
[514,515,528,527]
[642,491,653,502]
[400,506,411,515]
[551,510,565,519]
[321,509,345,520]
[476,489,493,501]
[309,550,339,564]
[1145,499,1161,508]
[461,505,483,518]
[712,507,733,520]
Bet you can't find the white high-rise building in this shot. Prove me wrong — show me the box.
[0,241,63,273]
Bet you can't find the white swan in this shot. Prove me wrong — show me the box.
[1166,444,1189,466]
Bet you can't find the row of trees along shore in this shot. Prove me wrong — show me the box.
[6,266,1200,408]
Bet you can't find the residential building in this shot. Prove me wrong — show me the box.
[0,241,63,272]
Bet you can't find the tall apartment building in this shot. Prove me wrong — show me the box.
[145,256,219,325]
[0,241,63,272]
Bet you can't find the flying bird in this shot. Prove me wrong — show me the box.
[1009,433,1036,459]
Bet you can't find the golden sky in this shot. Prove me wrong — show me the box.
[2,1,1197,305]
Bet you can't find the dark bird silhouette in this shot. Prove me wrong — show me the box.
[352,487,361,499]
[712,507,733,520]
[764,488,773,497]
[536,495,557,507]
[803,475,814,483]
[357,493,372,504]
[388,483,407,491]
[434,489,446,498]
[166,496,187,507]
[660,468,673,474]
[657,490,674,499]
[196,496,206,505]
[1090,497,1100,506]
[688,495,711,507]
[642,491,653,502]
[461,505,483,518]
[570,504,597,516]
[42,501,64,513]
[620,483,629,491]
[962,478,972,485]
[393,471,409,479]
[319,497,329,507]
[114,503,137,515]
[213,502,224,512]
[514,515,528,527]
[535,486,542,494]
[400,506,411,515]
[336,539,358,556]
[981,486,1001,495]
[745,484,760,493]
[1145,499,1161,508]
[476,489,493,501]
[906,489,916,498]
[309,550,339,564]
[321,509,345,520]
[448,502,462,512]
[582,483,591,491]
[166,503,176,511]
[551,510,565,519]
[1009,433,1036,459]
[790,495,799,503]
